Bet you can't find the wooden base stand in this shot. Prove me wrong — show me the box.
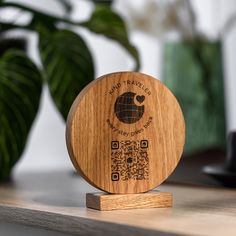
[86,191,172,211]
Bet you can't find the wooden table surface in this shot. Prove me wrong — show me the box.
[0,169,236,236]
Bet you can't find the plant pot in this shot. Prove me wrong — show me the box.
[163,41,226,155]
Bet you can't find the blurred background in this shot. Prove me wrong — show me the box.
[0,0,235,181]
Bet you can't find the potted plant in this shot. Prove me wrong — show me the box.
[0,0,140,181]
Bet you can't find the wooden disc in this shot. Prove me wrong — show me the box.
[66,72,185,193]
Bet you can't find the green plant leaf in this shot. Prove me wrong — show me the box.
[57,0,73,14]
[39,29,94,120]
[90,0,113,5]
[0,50,42,180]
[0,38,26,57]
[80,5,140,71]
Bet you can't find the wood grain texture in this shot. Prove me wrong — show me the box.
[0,170,236,236]
[66,72,185,193]
[86,191,172,210]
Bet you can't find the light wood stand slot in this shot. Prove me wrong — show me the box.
[86,191,172,211]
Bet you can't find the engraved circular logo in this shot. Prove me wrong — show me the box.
[114,92,145,124]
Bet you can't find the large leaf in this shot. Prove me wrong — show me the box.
[0,38,26,57]
[39,29,94,120]
[0,50,42,180]
[81,5,140,71]
[90,0,113,5]
[57,0,73,14]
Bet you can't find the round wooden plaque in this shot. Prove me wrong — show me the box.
[66,72,185,193]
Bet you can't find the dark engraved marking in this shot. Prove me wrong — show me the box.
[111,140,149,181]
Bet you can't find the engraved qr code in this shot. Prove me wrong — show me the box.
[111,140,149,181]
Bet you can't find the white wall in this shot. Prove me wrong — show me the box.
[9,0,236,174]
